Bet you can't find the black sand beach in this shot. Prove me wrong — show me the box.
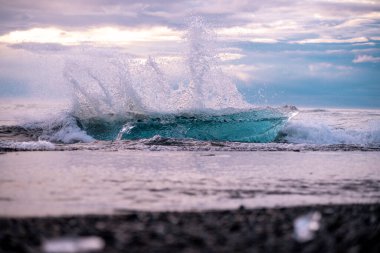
[1,203,379,253]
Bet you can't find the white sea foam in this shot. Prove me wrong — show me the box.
[1,18,379,147]
[24,114,94,144]
[44,124,94,144]
[1,140,55,151]
[282,111,380,145]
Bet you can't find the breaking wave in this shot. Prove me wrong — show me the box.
[76,108,294,143]
[1,18,379,151]
[280,121,380,145]
[55,17,294,144]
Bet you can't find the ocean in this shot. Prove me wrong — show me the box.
[0,100,379,217]
[0,100,379,152]
[0,20,379,217]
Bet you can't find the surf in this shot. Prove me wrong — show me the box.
[0,18,298,146]
[59,17,295,143]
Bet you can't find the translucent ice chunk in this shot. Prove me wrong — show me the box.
[42,236,105,253]
[293,211,321,242]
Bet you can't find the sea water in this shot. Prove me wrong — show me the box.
[0,150,379,217]
[1,102,379,151]
[0,18,379,216]
[1,18,379,151]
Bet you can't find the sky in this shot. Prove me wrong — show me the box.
[0,0,379,108]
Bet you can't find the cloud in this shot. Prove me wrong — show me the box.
[222,64,258,82]
[0,26,182,46]
[1,0,379,44]
[353,54,380,63]
[351,48,380,53]
[8,42,70,53]
[294,37,368,44]
[308,62,354,78]
[0,0,188,35]
[218,53,245,61]
[216,20,301,42]
[249,38,278,43]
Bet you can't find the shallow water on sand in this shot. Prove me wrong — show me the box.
[0,151,379,217]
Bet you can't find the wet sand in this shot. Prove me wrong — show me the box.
[1,203,379,253]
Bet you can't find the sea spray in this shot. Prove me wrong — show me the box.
[59,17,294,142]
[116,123,135,141]
[64,17,249,118]
[1,18,379,147]
[185,16,217,109]
[279,110,380,145]
[184,17,248,110]
[0,18,293,144]
[23,114,94,144]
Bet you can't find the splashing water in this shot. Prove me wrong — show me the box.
[64,17,249,118]
[58,17,293,142]
[0,18,294,145]
[1,19,379,149]
[116,123,135,141]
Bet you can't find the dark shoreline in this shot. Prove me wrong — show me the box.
[1,203,379,253]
